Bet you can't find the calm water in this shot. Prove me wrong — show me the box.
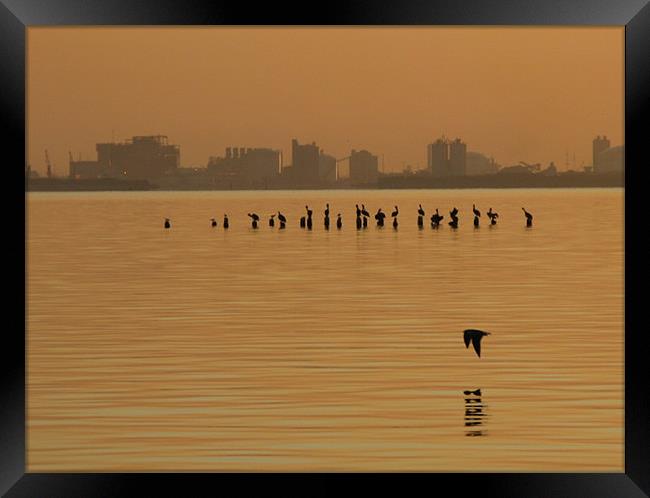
[26,189,624,471]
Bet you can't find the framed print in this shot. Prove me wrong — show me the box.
[3,0,649,495]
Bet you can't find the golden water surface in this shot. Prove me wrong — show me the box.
[26,189,624,471]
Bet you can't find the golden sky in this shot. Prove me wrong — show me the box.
[27,27,623,175]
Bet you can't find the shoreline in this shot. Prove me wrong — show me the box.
[26,172,623,192]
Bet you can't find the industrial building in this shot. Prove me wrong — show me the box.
[592,136,623,174]
[290,139,320,184]
[69,135,180,180]
[465,152,500,176]
[349,149,379,185]
[427,137,467,177]
[318,152,337,184]
[207,146,282,182]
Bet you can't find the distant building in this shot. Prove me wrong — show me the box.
[427,137,467,177]
[291,139,320,184]
[594,145,624,174]
[70,135,180,180]
[448,138,467,176]
[207,146,281,182]
[540,162,558,176]
[349,149,379,185]
[427,138,449,177]
[319,151,337,183]
[592,135,611,173]
[466,152,499,176]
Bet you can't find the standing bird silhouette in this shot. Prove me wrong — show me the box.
[431,209,444,227]
[324,203,330,229]
[211,218,217,227]
[473,204,481,228]
[269,214,275,227]
[336,213,342,229]
[391,205,399,229]
[464,329,491,358]
[361,205,370,218]
[487,208,499,225]
[522,207,533,227]
[278,211,286,229]
[248,213,259,229]
[449,207,459,229]
[418,204,425,217]
[164,218,171,229]
[375,208,386,227]
[223,214,229,229]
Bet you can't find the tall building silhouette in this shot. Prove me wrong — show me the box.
[319,150,337,183]
[427,137,467,177]
[349,149,379,185]
[449,138,467,176]
[291,139,320,184]
[592,135,611,172]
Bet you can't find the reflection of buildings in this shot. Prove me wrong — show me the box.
[592,136,624,174]
[464,388,487,437]
[207,146,282,182]
[349,149,379,185]
[70,135,180,180]
[427,137,467,177]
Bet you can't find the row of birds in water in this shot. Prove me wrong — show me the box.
[163,204,534,229]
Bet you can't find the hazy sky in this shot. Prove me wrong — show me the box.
[27,27,623,175]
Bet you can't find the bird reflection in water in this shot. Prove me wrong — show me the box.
[464,388,487,437]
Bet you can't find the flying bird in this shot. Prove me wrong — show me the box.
[464,329,491,358]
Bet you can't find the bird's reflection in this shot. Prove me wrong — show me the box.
[464,388,487,436]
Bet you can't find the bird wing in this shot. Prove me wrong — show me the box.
[471,335,482,358]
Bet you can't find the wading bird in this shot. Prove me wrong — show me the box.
[522,207,533,227]
[248,213,260,229]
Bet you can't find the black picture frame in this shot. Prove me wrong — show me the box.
[3,1,648,496]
